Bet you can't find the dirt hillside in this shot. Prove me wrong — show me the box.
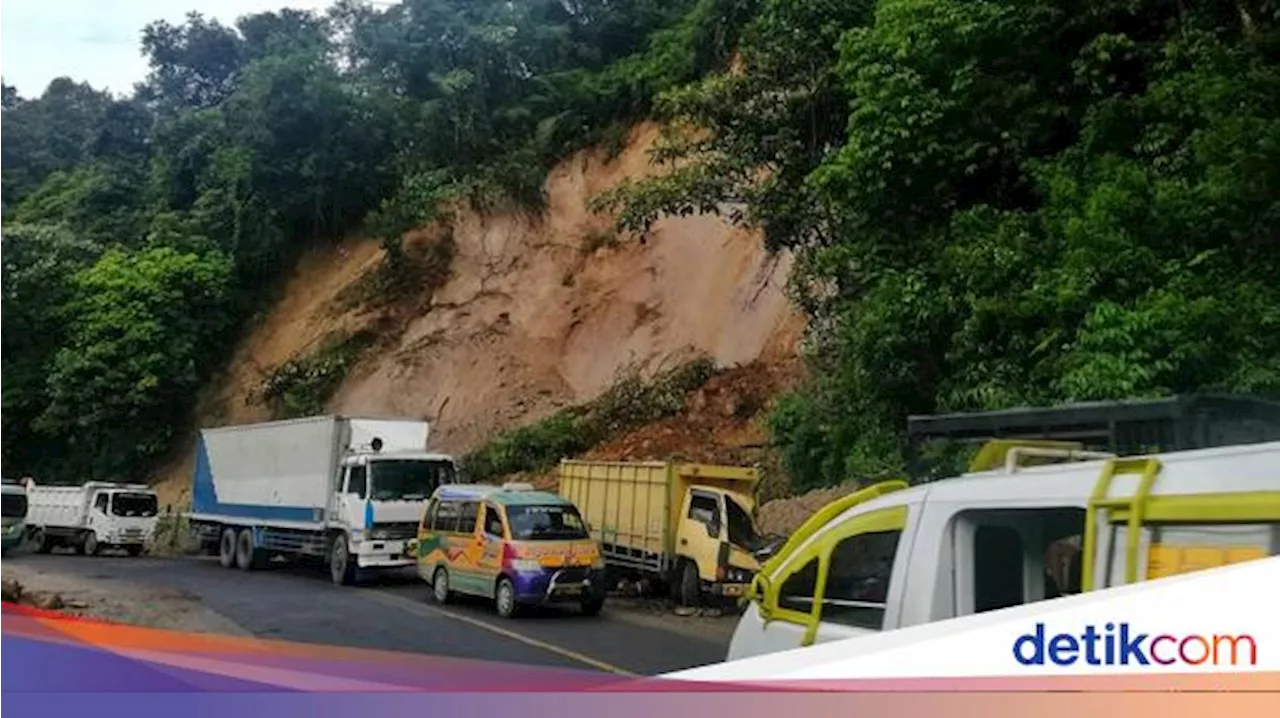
[153,123,804,508]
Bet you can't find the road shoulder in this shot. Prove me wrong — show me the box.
[2,560,250,637]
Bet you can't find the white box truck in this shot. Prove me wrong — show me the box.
[187,415,459,585]
[26,480,160,556]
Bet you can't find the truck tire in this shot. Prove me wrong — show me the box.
[329,535,355,586]
[82,532,99,556]
[431,566,452,604]
[234,529,259,571]
[34,530,52,554]
[218,528,237,568]
[676,560,701,608]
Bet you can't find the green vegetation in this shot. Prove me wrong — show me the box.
[1,1,742,482]
[463,357,716,482]
[257,330,379,419]
[600,0,1280,491]
[5,0,1279,495]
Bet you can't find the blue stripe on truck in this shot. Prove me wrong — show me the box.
[192,435,321,523]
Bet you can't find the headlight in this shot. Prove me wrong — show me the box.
[368,529,391,540]
[726,568,755,583]
[510,559,541,572]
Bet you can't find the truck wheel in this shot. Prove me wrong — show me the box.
[235,529,259,571]
[218,528,237,568]
[495,577,520,618]
[83,532,100,557]
[34,530,52,554]
[329,535,355,586]
[676,560,701,608]
[432,567,452,604]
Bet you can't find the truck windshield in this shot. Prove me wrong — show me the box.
[370,459,456,501]
[726,496,764,551]
[2,493,28,519]
[111,493,158,517]
[506,504,589,541]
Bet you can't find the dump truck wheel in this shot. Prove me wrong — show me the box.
[329,535,355,586]
[235,529,258,571]
[676,560,701,608]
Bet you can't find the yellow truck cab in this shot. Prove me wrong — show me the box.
[722,397,1280,663]
[559,460,777,607]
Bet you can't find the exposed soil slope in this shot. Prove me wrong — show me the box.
[154,123,804,507]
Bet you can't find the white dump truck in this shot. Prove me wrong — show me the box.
[26,480,160,556]
[186,415,460,585]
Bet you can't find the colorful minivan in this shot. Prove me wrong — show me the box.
[415,483,607,618]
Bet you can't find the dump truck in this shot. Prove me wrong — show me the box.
[26,480,159,556]
[558,460,778,606]
[2,478,30,556]
[187,415,461,585]
[906,393,1280,481]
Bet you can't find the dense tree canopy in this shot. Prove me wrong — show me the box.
[4,0,1278,491]
[604,0,1280,488]
[1,0,737,481]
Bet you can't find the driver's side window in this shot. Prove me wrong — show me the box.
[345,465,367,498]
[688,492,721,533]
[483,505,505,538]
[94,493,109,513]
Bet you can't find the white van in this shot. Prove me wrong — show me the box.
[726,439,1280,662]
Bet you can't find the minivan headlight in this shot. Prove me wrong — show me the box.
[510,559,541,572]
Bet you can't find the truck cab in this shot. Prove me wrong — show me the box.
[2,479,29,555]
[676,484,772,603]
[333,450,458,577]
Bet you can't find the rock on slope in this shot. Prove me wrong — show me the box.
[153,123,804,507]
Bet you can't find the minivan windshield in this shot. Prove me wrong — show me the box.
[370,459,456,501]
[2,493,28,519]
[111,493,158,517]
[506,504,589,541]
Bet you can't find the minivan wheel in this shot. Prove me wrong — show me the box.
[495,577,519,618]
[218,528,237,568]
[432,567,452,604]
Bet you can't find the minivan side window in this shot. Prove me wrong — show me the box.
[457,501,480,534]
[822,529,902,629]
[777,557,819,613]
[483,505,505,537]
[432,500,461,532]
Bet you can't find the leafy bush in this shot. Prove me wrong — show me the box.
[463,356,717,481]
[258,330,377,419]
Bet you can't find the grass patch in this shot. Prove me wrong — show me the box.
[463,356,716,482]
[258,329,378,419]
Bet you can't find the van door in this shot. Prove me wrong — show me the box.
[729,506,913,660]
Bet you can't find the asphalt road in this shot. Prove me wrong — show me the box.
[8,553,734,676]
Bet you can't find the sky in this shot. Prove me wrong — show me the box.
[1,0,337,99]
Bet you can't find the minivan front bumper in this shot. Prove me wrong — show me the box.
[514,566,608,605]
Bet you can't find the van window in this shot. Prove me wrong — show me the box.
[432,501,461,532]
[777,557,819,613]
[954,507,1087,616]
[483,505,505,537]
[1105,522,1280,586]
[456,501,480,534]
[822,529,901,629]
[974,525,1024,613]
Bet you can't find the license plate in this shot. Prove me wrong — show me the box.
[557,584,584,595]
